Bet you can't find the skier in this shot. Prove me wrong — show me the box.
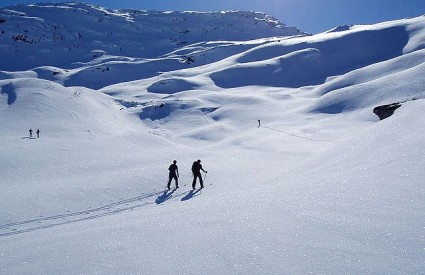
[29,128,33,138]
[167,160,179,190]
[258,119,261,127]
[36,129,40,138]
[191,159,207,189]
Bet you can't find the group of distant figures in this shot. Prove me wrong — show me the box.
[167,159,207,190]
[29,128,41,139]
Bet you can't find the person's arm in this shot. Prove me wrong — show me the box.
[201,165,207,173]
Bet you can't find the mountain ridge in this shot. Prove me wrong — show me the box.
[0,2,305,71]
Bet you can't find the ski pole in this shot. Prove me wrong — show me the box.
[203,171,208,185]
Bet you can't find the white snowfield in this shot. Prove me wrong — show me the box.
[0,2,424,274]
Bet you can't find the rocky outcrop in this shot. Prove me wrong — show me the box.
[373,103,402,120]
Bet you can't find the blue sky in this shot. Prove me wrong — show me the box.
[1,0,425,33]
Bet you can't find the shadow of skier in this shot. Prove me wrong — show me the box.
[181,189,201,202]
[155,189,176,204]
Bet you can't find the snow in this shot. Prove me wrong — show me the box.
[1,3,425,274]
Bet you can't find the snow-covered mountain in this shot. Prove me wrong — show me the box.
[0,2,304,71]
[1,2,424,274]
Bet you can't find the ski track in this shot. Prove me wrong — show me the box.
[0,188,202,237]
[260,125,339,143]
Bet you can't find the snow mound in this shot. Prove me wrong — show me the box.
[309,49,425,114]
[0,78,151,137]
[211,26,409,88]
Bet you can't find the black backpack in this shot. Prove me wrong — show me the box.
[191,162,198,173]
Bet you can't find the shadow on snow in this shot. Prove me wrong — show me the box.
[181,189,202,201]
[155,189,177,204]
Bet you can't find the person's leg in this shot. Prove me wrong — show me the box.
[167,175,172,189]
[192,175,197,189]
[174,175,179,188]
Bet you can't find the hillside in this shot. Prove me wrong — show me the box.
[1,3,424,274]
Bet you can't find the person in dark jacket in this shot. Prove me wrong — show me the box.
[167,160,179,189]
[191,159,207,189]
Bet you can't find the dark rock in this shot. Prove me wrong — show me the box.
[185,56,195,64]
[373,103,402,120]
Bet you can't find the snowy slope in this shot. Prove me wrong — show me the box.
[1,3,425,274]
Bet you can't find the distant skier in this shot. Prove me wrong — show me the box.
[29,128,33,138]
[167,160,179,190]
[258,119,261,127]
[191,159,207,189]
[36,129,40,138]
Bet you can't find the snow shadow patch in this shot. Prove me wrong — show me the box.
[310,99,351,114]
[147,78,200,94]
[139,103,173,120]
[65,59,188,89]
[0,83,17,105]
[139,100,217,121]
